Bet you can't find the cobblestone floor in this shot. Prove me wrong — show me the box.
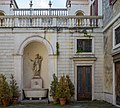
[0,101,119,108]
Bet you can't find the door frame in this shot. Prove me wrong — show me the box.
[113,61,120,106]
[77,66,92,100]
[74,61,95,101]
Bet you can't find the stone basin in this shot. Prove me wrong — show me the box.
[23,88,48,99]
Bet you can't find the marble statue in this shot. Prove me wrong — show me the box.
[30,54,43,77]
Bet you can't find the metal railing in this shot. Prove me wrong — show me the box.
[0,15,103,28]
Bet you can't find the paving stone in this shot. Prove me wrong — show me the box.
[0,101,119,108]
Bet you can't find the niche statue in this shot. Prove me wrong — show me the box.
[30,54,43,77]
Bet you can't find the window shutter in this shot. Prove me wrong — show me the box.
[93,0,98,16]
[95,0,98,16]
[90,5,92,16]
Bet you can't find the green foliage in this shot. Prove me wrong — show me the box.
[0,74,12,100]
[76,48,83,53]
[10,74,20,98]
[84,31,93,38]
[56,42,60,56]
[76,48,92,53]
[66,75,75,97]
[55,75,71,101]
[50,74,58,97]
[50,74,75,104]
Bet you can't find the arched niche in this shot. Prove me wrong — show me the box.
[23,41,49,89]
[14,36,56,100]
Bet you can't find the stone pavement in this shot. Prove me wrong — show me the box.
[0,101,119,108]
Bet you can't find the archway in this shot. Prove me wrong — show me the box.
[14,36,57,100]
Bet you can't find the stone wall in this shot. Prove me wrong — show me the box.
[103,18,120,104]
[57,29,104,100]
[103,27,113,103]
[57,31,74,80]
[102,0,120,26]
[0,28,104,101]
[93,31,104,100]
[103,0,120,104]
[0,30,14,81]
[104,27,113,93]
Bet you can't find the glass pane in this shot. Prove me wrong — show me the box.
[77,39,92,52]
[115,26,120,45]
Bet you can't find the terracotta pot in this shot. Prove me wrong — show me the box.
[59,98,66,105]
[2,99,10,107]
[52,96,57,103]
[12,98,18,105]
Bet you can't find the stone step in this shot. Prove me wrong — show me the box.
[20,99,49,104]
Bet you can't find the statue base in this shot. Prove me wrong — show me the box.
[31,78,42,89]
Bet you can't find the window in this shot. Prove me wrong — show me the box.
[115,26,120,45]
[77,39,92,53]
[113,24,120,49]
[76,11,84,26]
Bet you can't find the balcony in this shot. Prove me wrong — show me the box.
[0,15,102,29]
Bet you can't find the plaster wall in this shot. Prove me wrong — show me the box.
[102,0,120,104]
[103,18,120,104]
[102,0,120,26]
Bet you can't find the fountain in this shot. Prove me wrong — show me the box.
[23,54,48,100]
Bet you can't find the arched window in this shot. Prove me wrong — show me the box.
[76,11,84,16]
[76,11,84,26]
[0,12,4,16]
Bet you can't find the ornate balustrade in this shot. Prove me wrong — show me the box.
[13,8,68,16]
[0,15,102,29]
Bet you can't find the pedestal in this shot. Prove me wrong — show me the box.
[31,78,42,89]
[24,77,48,100]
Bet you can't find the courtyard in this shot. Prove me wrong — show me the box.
[0,101,119,108]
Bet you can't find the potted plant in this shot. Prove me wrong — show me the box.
[56,75,71,105]
[10,74,20,104]
[50,74,58,104]
[0,74,12,107]
[66,75,75,103]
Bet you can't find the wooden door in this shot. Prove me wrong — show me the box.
[115,61,120,105]
[77,66,92,101]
